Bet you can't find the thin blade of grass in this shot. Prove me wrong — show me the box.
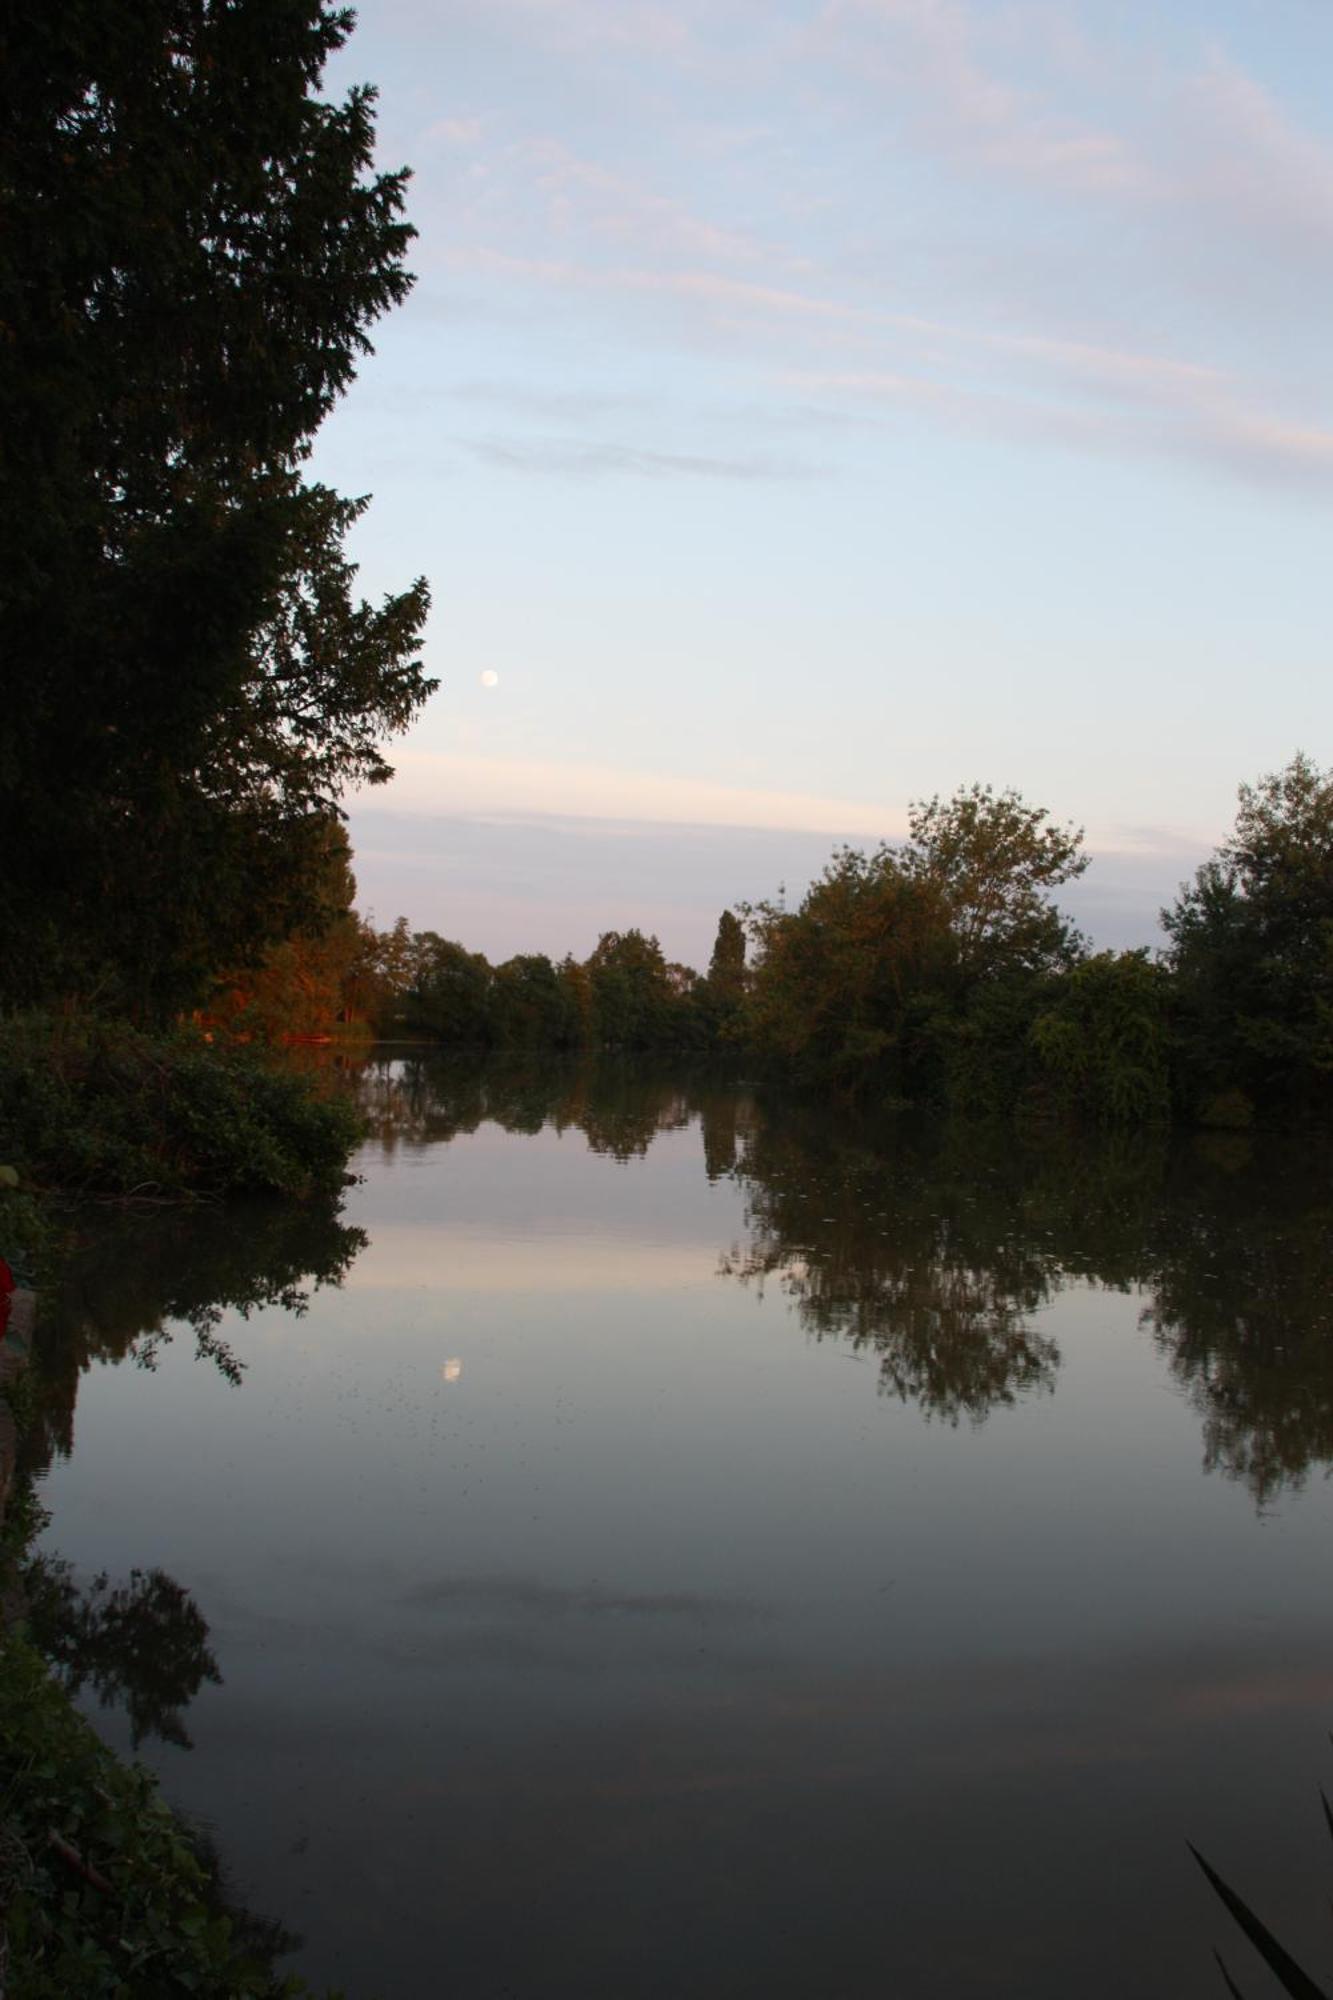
[1188,1845,1331,2000]
[1215,1949,1248,1999]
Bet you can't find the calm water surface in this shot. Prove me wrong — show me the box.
[27,1057,1333,1996]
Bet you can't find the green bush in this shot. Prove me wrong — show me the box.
[0,1016,363,1199]
[1029,951,1172,1125]
[0,1632,340,1998]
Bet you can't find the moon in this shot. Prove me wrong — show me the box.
[479,669,500,689]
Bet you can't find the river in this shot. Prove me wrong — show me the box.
[26,1054,1333,1996]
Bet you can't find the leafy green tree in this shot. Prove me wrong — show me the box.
[404,936,496,1046]
[742,847,952,1094]
[1164,752,1333,1113]
[585,929,677,1047]
[492,954,581,1047]
[742,785,1088,1102]
[1,0,433,1015]
[904,782,1087,985]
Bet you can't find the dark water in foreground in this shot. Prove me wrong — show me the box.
[27,1057,1333,1996]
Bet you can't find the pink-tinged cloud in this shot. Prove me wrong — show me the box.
[812,0,1147,196]
[354,751,908,841]
[1180,54,1333,248]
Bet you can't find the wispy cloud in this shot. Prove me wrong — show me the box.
[455,432,821,480]
[1178,53,1333,251]
[395,2,1333,498]
[811,0,1147,195]
[354,751,906,840]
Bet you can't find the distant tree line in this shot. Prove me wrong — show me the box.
[214,887,749,1054]
[215,751,1333,1130]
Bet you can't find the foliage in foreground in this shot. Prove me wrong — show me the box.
[0,1015,363,1199]
[1191,1807,1333,1997]
[0,1630,339,1999]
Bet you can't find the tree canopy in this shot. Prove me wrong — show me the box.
[740,783,1088,1100]
[1164,752,1333,1111]
[904,783,1087,983]
[1,0,434,1014]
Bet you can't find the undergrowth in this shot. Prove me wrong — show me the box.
[0,1014,363,1200]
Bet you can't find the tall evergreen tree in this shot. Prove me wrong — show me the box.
[0,0,434,1013]
[706,910,747,1003]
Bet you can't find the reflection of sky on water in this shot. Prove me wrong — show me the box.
[31,1066,1333,1997]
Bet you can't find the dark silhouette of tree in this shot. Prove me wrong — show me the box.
[585,930,677,1048]
[707,911,747,1001]
[491,955,582,1048]
[403,935,497,1045]
[1165,753,1333,1116]
[1,0,433,1014]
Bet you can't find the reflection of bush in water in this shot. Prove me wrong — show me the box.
[24,1557,221,1750]
[22,1192,365,1477]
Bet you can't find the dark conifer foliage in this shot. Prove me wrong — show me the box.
[1164,752,1333,1116]
[0,0,433,1014]
[707,908,746,1000]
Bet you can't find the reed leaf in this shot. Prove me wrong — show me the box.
[1188,1843,1331,1999]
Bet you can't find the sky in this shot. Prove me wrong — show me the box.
[311,0,1333,969]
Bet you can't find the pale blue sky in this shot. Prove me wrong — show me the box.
[311,0,1333,967]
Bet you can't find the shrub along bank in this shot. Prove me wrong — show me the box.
[0,1014,363,1202]
[0,1625,344,2000]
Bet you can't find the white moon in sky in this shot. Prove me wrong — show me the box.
[479,669,500,688]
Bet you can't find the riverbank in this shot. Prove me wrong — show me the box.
[0,1018,365,1996]
[0,1261,347,1999]
[0,1621,346,1999]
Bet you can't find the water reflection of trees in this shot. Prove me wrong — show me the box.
[24,1192,364,1479]
[24,1556,221,1749]
[357,1051,738,1163]
[720,1109,1070,1425]
[21,1551,306,1966]
[725,1098,1333,1501]
[1141,1155,1333,1508]
[350,1053,1333,1496]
